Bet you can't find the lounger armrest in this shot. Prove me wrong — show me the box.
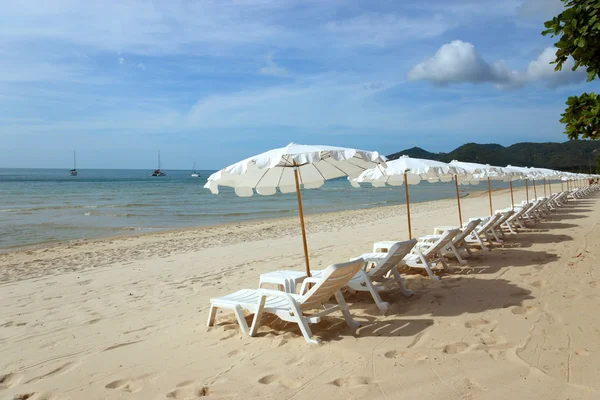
[299,278,321,295]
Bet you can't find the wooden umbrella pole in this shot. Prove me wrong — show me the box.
[404,172,412,240]
[549,179,552,195]
[561,181,564,192]
[533,179,537,199]
[487,177,493,215]
[525,180,529,202]
[293,167,311,277]
[543,178,547,198]
[509,181,514,211]
[454,175,463,227]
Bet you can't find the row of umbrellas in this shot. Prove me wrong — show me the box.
[205,143,599,276]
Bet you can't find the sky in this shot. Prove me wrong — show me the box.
[1,0,599,169]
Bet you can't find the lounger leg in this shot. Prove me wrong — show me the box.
[439,255,452,272]
[249,295,267,337]
[207,304,217,327]
[360,274,390,314]
[334,290,361,328]
[233,305,250,335]
[289,301,319,345]
[473,232,489,251]
[449,243,467,265]
[392,268,414,297]
[423,263,440,280]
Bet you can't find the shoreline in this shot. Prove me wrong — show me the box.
[0,187,523,285]
[0,187,491,255]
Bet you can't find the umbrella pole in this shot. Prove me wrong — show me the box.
[543,178,547,198]
[510,181,514,211]
[454,175,463,227]
[525,180,529,202]
[293,167,311,277]
[404,172,412,240]
[487,177,493,215]
[549,180,552,195]
[561,181,564,193]
[533,179,537,199]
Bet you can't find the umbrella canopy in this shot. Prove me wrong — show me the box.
[205,143,385,196]
[450,160,510,215]
[352,156,469,238]
[204,142,387,276]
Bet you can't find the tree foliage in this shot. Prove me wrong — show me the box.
[543,0,600,139]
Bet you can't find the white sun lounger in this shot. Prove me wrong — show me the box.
[269,240,418,314]
[403,229,461,280]
[421,219,482,265]
[207,259,365,344]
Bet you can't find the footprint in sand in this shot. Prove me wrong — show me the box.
[167,385,210,399]
[443,342,470,354]
[331,376,372,388]
[511,305,538,315]
[105,378,143,393]
[383,350,428,361]
[258,374,300,388]
[464,319,489,328]
[0,371,23,388]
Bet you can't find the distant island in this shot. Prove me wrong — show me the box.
[387,140,600,173]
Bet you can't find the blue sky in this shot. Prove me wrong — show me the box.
[1,0,598,169]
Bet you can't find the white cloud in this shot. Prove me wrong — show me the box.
[524,47,586,87]
[407,41,517,85]
[408,40,586,89]
[118,57,125,65]
[258,53,287,77]
[137,63,146,70]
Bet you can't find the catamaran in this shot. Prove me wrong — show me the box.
[191,161,200,177]
[69,150,78,176]
[151,151,166,176]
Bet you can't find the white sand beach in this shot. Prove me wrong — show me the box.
[1,187,599,400]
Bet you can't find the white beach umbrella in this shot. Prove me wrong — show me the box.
[449,161,509,215]
[204,142,387,276]
[351,156,469,239]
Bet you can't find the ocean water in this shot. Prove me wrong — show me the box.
[0,168,525,249]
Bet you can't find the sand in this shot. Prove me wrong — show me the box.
[1,186,599,400]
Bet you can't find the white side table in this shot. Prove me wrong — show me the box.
[259,270,306,293]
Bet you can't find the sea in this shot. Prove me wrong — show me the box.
[0,168,526,249]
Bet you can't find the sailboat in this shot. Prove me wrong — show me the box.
[151,151,166,177]
[69,150,78,176]
[191,161,200,177]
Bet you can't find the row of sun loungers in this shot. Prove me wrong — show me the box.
[208,185,598,344]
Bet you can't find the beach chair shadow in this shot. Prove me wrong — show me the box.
[392,277,534,318]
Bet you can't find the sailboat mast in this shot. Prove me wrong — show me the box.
[158,151,161,170]
[73,150,76,170]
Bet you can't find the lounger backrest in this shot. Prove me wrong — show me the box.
[454,219,481,245]
[299,258,365,310]
[420,229,460,256]
[477,214,501,233]
[492,211,514,227]
[369,239,417,280]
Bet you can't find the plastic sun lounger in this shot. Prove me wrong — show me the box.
[207,259,365,344]
[311,239,418,314]
[403,229,461,280]
[421,219,482,265]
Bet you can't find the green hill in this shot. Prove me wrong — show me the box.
[387,141,600,172]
